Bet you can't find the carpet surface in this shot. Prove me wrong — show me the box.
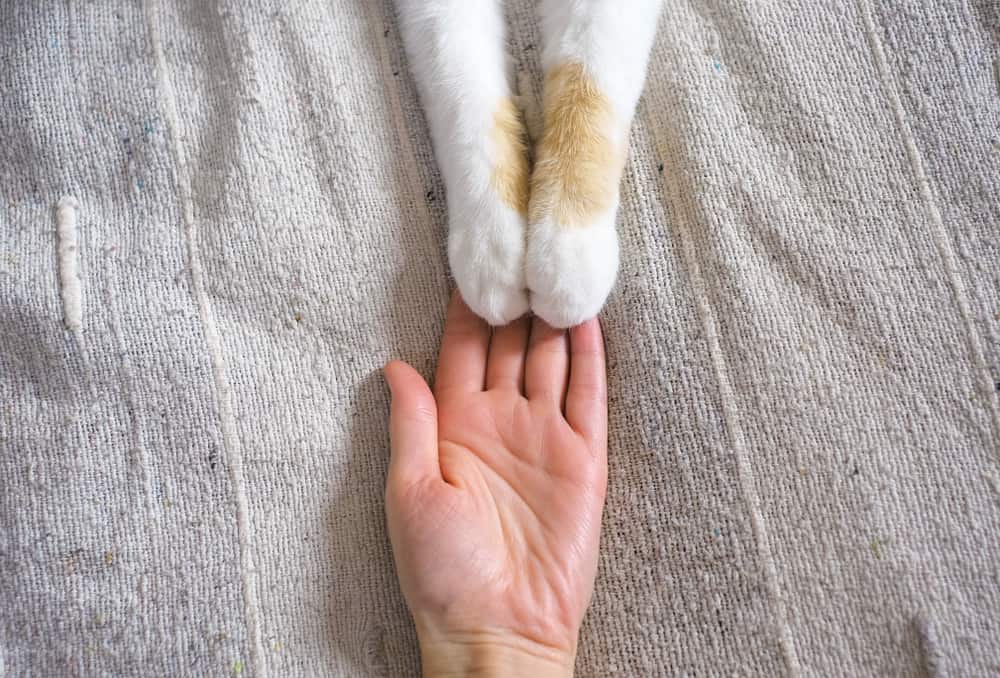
[1,1,998,675]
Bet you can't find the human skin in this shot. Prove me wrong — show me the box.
[383,292,608,677]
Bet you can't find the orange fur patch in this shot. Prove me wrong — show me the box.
[490,98,531,216]
[530,62,623,227]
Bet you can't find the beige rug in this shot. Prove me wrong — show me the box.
[1,1,998,675]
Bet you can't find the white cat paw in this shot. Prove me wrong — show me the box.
[448,210,530,326]
[526,213,619,329]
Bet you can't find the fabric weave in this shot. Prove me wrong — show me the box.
[1,1,998,675]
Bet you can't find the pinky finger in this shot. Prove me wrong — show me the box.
[565,318,608,446]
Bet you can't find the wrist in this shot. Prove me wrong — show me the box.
[418,630,575,678]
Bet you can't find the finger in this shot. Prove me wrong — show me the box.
[384,360,440,486]
[565,318,608,446]
[485,316,530,392]
[434,291,490,396]
[524,316,569,407]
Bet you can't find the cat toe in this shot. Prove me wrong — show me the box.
[526,215,619,329]
[448,216,529,326]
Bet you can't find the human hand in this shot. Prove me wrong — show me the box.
[383,292,608,677]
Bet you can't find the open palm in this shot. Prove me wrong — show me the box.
[384,293,607,671]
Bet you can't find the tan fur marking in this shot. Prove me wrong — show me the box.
[490,98,530,215]
[530,62,623,227]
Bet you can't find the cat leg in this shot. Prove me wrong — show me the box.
[527,0,661,328]
[395,0,531,325]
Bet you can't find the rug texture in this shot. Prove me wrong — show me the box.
[1,1,998,675]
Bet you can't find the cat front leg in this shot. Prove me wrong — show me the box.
[527,0,661,328]
[395,0,531,325]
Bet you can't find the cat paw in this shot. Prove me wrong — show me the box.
[525,62,625,328]
[526,214,619,329]
[448,211,530,326]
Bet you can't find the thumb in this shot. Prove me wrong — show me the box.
[384,360,440,486]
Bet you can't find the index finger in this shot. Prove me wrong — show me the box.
[434,291,490,396]
[565,318,607,445]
